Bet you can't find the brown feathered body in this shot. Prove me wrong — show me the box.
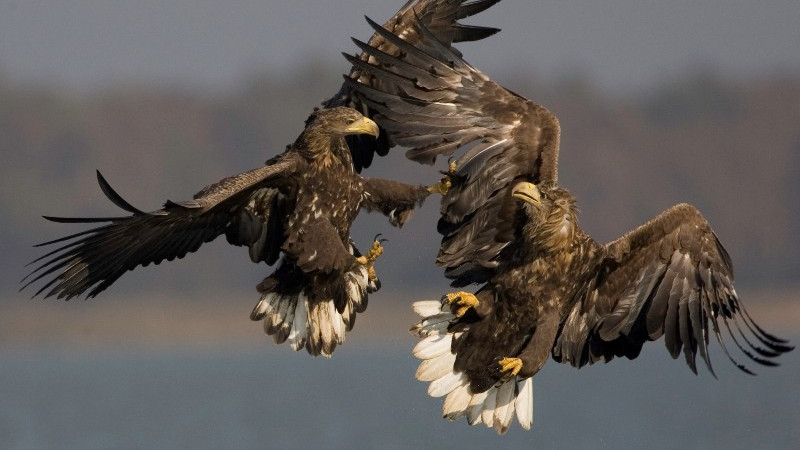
[263,118,368,305]
[23,0,507,357]
[413,181,792,434]
[23,107,431,357]
[453,187,600,392]
[350,8,792,434]
[249,111,432,356]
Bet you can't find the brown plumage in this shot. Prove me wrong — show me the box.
[345,9,793,434]
[326,0,502,171]
[21,0,504,357]
[22,107,429,357]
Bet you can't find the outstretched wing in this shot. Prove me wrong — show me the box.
[325,0,502,171]
[553,203,793,375]
[344,13,561,285]
[21,154,303,300]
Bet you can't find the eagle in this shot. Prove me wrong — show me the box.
[344,11,794,434]
[23,108,430,356]
[20,0,501,357]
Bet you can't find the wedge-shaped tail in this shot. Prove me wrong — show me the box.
[411,299,533,434]
[251,246,379,357]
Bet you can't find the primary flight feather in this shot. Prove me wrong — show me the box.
[22,0,504,356]
[345,7,793,434]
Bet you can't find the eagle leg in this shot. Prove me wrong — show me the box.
[447,159,457,174]
[355,236,386,281]
[442,291,479,318]
[498,357,523,377]
[427,176,452,195]
[426,160,457,195]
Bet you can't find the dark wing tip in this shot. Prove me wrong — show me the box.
[96,170,147,215]
[457,0,503,20]
[452,25,501,43]
[42,215,123,224]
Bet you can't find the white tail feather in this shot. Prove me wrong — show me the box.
[467,390,489,425]
[413,334,453,360]
[411,298,534,434]
[443,383,472,420]
[267,294,293,339]
[411,314,452,337]
[317,302,333,353]
[271,294,289,328]
[493,380,516,434]
[515,378,533,430]
[288,295,309,351]
[333,303,347,342]
[251,294,271,319]
[252,251,375,356]
[277,297,296,343]
[428,371,465,397]
[480,387,497,428]
[413,300,446,317]
[416,352,457,382]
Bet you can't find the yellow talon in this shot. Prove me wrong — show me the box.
[356,237,385,281]
[427,160,456,195]
[427,176,451,195]
[365,239,384,261]
[498,357,523,377]
[442,291,479,317]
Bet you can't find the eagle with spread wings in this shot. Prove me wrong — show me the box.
[344,9,794,434]
[21,0,502,357]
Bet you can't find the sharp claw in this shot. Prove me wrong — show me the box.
[427,176,452,195]
[356,238,383,282]
[442,291,479,317]
[356,235,386,270]
[447,159,457,174]
[498,357,523,377]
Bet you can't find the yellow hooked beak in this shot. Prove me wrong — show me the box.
[345,116,380,138]
[511,181,541,204]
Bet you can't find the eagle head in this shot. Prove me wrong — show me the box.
[297,107,380,165]
[305,107,379,138]
[511,181,577,251]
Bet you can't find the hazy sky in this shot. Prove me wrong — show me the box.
[1,0,798,94]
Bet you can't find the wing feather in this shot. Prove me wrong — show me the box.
[22,155,301,300]
[553,203,793,374]
[322,0,502,171]
[344,13,561,284]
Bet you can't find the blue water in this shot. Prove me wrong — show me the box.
[2,343,798,450]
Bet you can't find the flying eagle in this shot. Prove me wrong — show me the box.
[21,0,501,357]
[326,0,501,170]
[345,12,794,434]
[23,108,428,356]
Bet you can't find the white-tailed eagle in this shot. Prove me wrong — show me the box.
[21,0,503,357]
[344,8,794,434]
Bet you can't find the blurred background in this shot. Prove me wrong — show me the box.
[1,1,798,448]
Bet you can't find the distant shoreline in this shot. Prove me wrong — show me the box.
[3,286,797,352]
